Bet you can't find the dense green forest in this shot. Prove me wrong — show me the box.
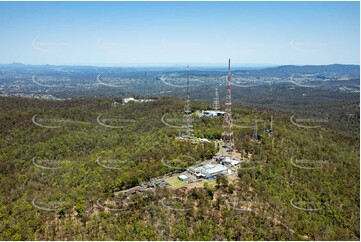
[0,96,359,240]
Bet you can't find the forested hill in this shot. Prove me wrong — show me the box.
[0,96,359,240]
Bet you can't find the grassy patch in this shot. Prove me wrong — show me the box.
[164,176,187,189]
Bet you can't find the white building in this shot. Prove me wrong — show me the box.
[178,175,190,182]
[201,110,226,117]
[122,97,153,104]
[222,157,241,166]
[192,164,228,179]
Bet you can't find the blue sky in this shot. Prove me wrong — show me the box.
[0,1,359,66]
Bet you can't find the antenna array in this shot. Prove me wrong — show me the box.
[213,87,220,111]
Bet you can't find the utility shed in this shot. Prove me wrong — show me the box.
[178,175,190,182]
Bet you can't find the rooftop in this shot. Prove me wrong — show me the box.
[178,175,189,179]
[194,164,228,176]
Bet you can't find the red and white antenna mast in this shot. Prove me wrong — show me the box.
[222,59,234,151]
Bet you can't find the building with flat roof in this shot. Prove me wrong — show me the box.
[192,164,228,179]
[222,157,241,166]
[201,110,226,117]
[178,175,190,182]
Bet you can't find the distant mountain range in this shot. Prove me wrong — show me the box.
[266,64,359,75]
[0,63,359,78]
[232,64,360,78]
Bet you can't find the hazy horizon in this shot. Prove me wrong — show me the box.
[1,61,360,69]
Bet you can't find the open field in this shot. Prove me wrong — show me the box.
[186,179,217,190]
[164,176,187,189]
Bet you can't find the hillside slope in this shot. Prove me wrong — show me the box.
[0,96,359,240]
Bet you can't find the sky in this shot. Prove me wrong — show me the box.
[0,1,359,66]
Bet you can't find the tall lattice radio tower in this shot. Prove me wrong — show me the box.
[222,59,234,150]
[182,65,193,139]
